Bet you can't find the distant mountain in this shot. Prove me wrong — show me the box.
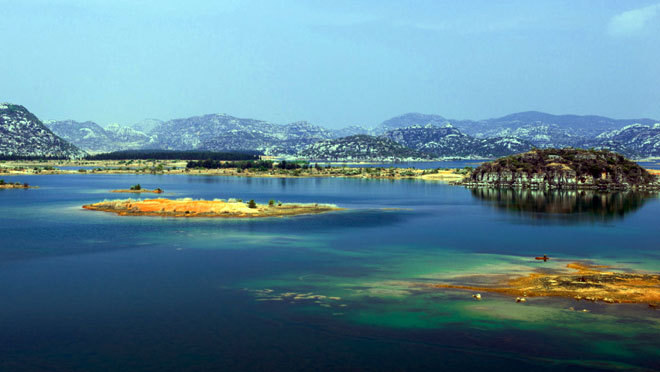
[594,124,660,157]
[375,113,448,134]
[299,135,431,161]
[383,124,533,158]
[46,120,117,153]
[0,103,84,158]
[149,114,333,155]
[105,124,152,146]
[375,111,660,158]
[46,120,151,153]
[34,109,660,160]
[130,118,163,134]
[450,111,657,144]
[331,125,370,138]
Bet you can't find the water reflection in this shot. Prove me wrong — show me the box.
[470,188,658,221]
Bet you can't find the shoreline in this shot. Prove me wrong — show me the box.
[0,161,468,182]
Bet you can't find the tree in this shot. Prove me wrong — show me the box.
[130,184,141,190]
[248,199,257,209]
[268,199,275,207]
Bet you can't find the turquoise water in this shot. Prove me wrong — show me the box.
[0,174,659,371]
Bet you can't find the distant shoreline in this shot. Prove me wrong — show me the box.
[0,160,468,182]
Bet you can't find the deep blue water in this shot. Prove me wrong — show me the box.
[1,174,659,371]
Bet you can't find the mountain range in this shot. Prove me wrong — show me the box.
[2,102,660,160]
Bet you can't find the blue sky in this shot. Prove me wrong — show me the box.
[1,0,659,127]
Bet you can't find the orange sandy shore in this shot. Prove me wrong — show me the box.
[83,198,343,218]
[434,262,660,306]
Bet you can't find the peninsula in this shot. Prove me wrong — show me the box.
[456,148,659,190]
[82,198,343,218]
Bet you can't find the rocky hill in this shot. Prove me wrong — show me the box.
[299,135,431,161]
[331,125,370,138]
[452,111,657,138]
[383,124,532,158]
[375,113,447,134]
[46,120,152,153]
[461,148,658,190]
[130,118,163,133]
[46,120,116,153]
[0,104,85,158]
[148,114,334,155]
[594,124,660,158]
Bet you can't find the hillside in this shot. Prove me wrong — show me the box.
[375,113,447,134]
[374,111,659,155]
[462,148,658,190]
[299,135,431,161]
[45,120,152,154]
[452,111,657,138]
[383,124,532,158]
[148,114,334,155]
[594,124,660,158]
[0,104,85,158]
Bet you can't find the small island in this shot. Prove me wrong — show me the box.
[111,184,163,194]
[82,198,343,218]
[435,261,660,306]
[456,148,660,190]
[0,179,37,189]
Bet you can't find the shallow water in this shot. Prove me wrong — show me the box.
[0,174,659,371]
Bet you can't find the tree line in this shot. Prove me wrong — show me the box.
[186,159,310,170]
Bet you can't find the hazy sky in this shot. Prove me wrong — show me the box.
[1,0,659,128]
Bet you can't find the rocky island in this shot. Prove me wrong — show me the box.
[111,184,163,194]
[82,198,343,218]
[457,148,659,190]
[0,179,36,189]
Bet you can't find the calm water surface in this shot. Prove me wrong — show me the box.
[0,174,659,371]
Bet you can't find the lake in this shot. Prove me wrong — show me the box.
[0,174,659,371]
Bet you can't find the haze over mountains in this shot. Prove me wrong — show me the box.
[2,102,660,160]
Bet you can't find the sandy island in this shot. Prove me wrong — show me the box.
[82,198,344,218]
[435,262,660,306]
